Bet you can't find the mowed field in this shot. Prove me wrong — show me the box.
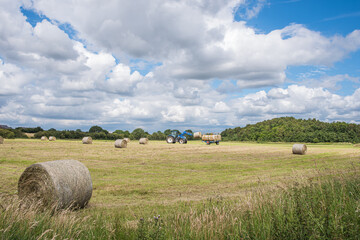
[0,139,359,239]
[1,139,358,208]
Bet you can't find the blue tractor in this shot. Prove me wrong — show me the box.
[166,130,192,144]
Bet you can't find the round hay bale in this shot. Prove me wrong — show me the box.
[41,136,48,141]
[124,138,130,143]
[0,136,3,144]
[193,132,202,139]
[292,144,307,155]
[114,139,127,148]
[82,136,93,144]
[139,138,148,144]
[49,136,56,141]
[18,160,92,209]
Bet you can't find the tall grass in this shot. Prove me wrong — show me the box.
[1,171,359,239]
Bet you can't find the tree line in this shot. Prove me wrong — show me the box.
[0,125,194,141]
[221,117,360,143]
[3,117,359,143]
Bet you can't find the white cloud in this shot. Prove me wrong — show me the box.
[0,0,359,131]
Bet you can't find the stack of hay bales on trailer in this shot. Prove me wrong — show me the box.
[49,136,56,141]
[194,132,221,145]
[292,144,307,155]
[41,136,48,141]
[18,160,92,209]
[139,138,148,144]
[82,136,93,144]
[115,139,127,148]
[0,136,3,144]
[202,134,222,145]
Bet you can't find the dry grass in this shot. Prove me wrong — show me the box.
[0,139,359,239]
[0,140,358,211]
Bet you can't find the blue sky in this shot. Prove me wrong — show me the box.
[0,0,360,132]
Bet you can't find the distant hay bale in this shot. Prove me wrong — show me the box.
[292,144,307,155]
[49,136,56,141]
[124,138,130,143]
[193,132,202,139]
[82,136,93,144]
[18,160,92,209]
[139,138,148,144]
[114,139,127,148]
[0,136,3,144]
[41,136,48,141]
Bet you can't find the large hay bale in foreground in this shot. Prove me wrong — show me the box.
[114,139,127,148]
[292,144,307,155]
[124,138,130,143]
[139,138,148,144]
[82,136,93,144]
[193,132,202,139]
[41,136,48,141]
[49,136,56,141]
[18,160,92,209]
[0,136,3,144]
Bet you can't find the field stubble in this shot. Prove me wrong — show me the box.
[0,140,358,208]
[0,140,360,239]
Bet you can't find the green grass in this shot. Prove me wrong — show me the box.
[0,139,359,239]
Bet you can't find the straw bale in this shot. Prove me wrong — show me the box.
[124,138,130,143]
[41,136,48,141]
[202,134,221,141]
[0,136,3,144]
[193,132,202,139]
[18,160,92,209]
[49,136,56,141]
[292,144,307,155]
[82,136,93,144]
[139,138,148,144]
[114,139,127,148]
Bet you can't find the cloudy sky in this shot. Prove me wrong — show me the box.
[0,0,360,133]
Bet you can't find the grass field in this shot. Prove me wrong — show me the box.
[0,139,359,239]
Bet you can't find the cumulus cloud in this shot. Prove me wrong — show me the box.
[0,0,359,131]
[230,85,360,124]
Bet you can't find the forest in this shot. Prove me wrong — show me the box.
[221,117,360,143]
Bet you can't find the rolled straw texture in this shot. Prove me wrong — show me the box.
[41,136,48,141]
[139,138,148,144]
[292,144,307,155]
[49,136,56,141]
[18,160,92,209]
[114,139,127,148]
[82,136,93,144]
[193,132,202,139]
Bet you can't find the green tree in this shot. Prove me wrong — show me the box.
[89,125,108,134]
[132,128,146,140]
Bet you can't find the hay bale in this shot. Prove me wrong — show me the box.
[18,160,92,209]
[139,138,148,144]
[202,134,221,141]
[193,132,202,139]
[114,139,127,148]
[41,136,48,141]
[292,144,307,155]
[49,136,56,141]
[124,138,130,143]
[82,136,93,144]
[0,136,3,144]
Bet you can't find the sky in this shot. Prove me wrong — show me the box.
[0,0,360,133]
